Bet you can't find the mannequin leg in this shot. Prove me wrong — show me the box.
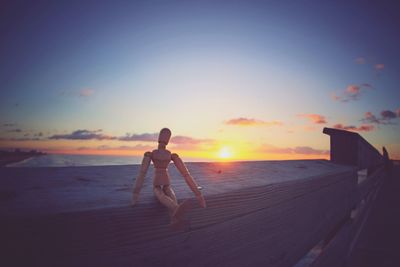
[163,185,178,205]
[163,185,179,219]
[153,186,178,212]
[154,185,189,228]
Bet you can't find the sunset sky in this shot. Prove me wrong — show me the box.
[1,0,399,161]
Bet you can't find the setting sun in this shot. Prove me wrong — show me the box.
[218,147,232,159]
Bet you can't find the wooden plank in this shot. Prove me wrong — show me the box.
[355,167,385,206]
[347,174,385,260]
[311,221,352,267]
[0,161,357,267]
[0,160,353,218]
[41,170,356,267]
[323,127,383,170]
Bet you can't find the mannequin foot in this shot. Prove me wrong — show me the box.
[172,200,191,221]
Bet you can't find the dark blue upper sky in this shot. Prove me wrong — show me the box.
[1,0,399,158]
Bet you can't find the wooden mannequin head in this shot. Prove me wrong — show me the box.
[158,128,171,149]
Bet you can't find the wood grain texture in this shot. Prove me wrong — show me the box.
[1,161,359,267]
[3,168,356,267]
[312,221,352,267]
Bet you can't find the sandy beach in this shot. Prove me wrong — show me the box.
[1,160,352,266]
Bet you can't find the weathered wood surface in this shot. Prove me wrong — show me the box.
[0,160,350,218]
[355,166,384,206]
[347,165,400,267]
[1,160,356,267]
[323,127,383,170]
[312,221,352,267]
[310,165,386,267]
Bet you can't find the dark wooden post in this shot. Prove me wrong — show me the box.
[323,127,383,171]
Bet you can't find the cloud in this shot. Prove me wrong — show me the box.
[79,88,95,97]
[293,146,328,155]
[118,133,158,142]
[0,137,41,141]
[355,57,366,64]
[118,133,215,147]
[169,135,216,151]
[49,129,115,140]
[259,144,328,155]
[363,112,381,124]
[225,117,282,127]
[381,110,397,119]
[6,128,22,133]
[360,83,374,89]
[298,114,327,124]
[2,123,16,127]
[77,146,89,151]
[170,135,214,145]
[97,144,153,151]
[60,88,95,98]
[332,123,375,132]
[362,109,400,124]
[117,144,153,151]
[331,84,373,102]
[47,130,215,148]
[375,64,384,70]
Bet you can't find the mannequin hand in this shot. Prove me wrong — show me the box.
[196,193,206,208]
[132,192,139,206]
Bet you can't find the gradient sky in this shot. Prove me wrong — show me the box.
[1,0,399,160]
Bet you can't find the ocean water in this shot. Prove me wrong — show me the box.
[8,154,143,167]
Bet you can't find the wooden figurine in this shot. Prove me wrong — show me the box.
[132,128,206,227]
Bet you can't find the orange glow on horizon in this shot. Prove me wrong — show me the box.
[1,139,331,161]
[45,148,329,161]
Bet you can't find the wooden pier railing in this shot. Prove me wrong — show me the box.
[1,127,389,267]
[310,127,388,267]
[68,127,387,267]
[118,127,387,267]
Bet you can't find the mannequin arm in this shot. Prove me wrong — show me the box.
[172,153,206,208]
[132,151,151,205]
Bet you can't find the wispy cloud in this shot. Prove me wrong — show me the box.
[258,144,329,155]
[363,112,381,124]
[168,135,216,150]
[0,137,42,141]
[98,144,153,151]
[79,88,95,97]
[47,130,215,148]
[331,84,373,102]
[374,63,385,77]
[375,63,384,70]
[49,129,115,140]
[360,83,374,89]
[59,88,95,98]
[118,133,158,142]
[333,123,375,132]
[6,128,22,133]
[362,109,400,124]
[381,110,397,119]
[355,57,366,64]
[298,114,327,124]
[170,135,214,145]
[2,123,16,127]
[225,117,282,127]
[354,56,384,73]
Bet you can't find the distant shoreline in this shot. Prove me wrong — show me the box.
[0,150,46,167]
